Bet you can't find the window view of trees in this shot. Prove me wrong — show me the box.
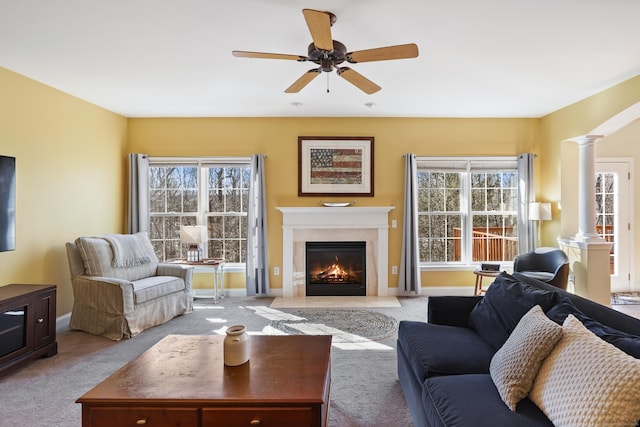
[149,166,198,260]
[470,172,518,262]
[417,166,518,265]
[417,171,462,262]
[207,167,250,263]
[149,162,250,263]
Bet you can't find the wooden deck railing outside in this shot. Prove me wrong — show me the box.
[453,227,518,262]
[450,225,613,264]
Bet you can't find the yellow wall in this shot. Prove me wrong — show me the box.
[538,75,640,245]
[127,117,539,289]
[0,67,127,315]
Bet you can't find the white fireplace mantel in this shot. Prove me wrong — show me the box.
[277,206,394,298]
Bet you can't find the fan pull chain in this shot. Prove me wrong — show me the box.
[327,72,330,93]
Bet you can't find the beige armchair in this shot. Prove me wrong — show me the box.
[66,232,193,340]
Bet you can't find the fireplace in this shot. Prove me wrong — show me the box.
[277,206,394,297]
[306,241,366,296]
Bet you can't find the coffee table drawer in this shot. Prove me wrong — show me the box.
[86,407,199,427]
[202,407,313,426]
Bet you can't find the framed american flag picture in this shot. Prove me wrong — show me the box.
[298,136,374,196]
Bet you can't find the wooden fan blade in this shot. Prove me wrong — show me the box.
[302,9,333,51]
[232,50,306,61]
[285,69,321,93]
[347,43,419,63]
[337,67,381,94]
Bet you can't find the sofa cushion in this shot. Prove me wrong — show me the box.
[428,296,484,327]
[468,273,561,349]
[490,305,562,411]
[132,276,186,304]
[530,314,640,427]
[397,321,496,383]
[76,232,158,281]
[546,297,640,358]
[423,374,554,427]
[517,271,554,282]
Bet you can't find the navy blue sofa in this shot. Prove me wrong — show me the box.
[397,272,640,427]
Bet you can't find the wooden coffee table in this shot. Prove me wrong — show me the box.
[77,334,332,427]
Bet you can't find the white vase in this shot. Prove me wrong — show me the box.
[224,324,250,366]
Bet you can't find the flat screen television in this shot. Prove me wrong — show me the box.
[0,155,16,252]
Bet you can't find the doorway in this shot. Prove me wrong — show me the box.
[595,159,633,293]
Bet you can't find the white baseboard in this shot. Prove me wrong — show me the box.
[56,313,71,332]
[417,286,476,296]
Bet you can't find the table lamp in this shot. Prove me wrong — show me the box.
[180,225,207,262]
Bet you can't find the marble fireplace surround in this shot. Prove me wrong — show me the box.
[277,207,394,298]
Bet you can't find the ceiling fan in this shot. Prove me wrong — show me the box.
[232,8,419,95]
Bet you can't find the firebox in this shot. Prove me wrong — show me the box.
[305,241,366,296]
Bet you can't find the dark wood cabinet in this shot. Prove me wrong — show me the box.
[0,284,57,376]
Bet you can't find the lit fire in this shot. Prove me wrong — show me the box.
[315,256,350,282]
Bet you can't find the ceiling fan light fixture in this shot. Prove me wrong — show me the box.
[233,9,419,94]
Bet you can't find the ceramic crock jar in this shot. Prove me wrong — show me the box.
[224,324,250,366]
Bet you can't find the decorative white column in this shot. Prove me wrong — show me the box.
[573,135,605,243]
[561,134,612,305]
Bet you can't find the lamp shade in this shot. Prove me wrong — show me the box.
[529,202,552,221]
[180,225,207,244]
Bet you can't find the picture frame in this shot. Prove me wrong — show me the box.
[298,136,374,197]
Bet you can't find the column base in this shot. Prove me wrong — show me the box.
[559,238,612,306]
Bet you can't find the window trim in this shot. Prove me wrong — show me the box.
[148,156,251,265]
[416,156,519,269]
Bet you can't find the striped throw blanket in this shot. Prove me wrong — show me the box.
[103,233,154,268]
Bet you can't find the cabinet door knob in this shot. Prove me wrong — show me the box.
[36,318,44,323]
[250,419,261,425]
[136,419,148,425]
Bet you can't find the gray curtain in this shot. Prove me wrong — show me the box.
[127,153,149,234]
[518,153,536,254]
[399,153,422,294]
[246,154,270,296]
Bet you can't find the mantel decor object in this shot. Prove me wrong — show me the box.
[321,200,355,207]
[298,136,374,196]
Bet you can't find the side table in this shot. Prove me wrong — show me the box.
[166,258,225,303]
[473,270,500,295]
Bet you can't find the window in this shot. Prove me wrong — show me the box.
[148,158,251,263]
[595,171,616,274]
[417,158,519,266]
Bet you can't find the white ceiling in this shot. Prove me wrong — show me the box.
[1,0,640,118]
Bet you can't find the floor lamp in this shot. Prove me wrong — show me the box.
[529,202,552,248]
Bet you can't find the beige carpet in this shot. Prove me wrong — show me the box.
[270,296,402,308]
[0,296,425,427]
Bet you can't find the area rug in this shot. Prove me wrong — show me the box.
[270,309,399,342]
[611,292,640,305]
[270,296,401,308]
